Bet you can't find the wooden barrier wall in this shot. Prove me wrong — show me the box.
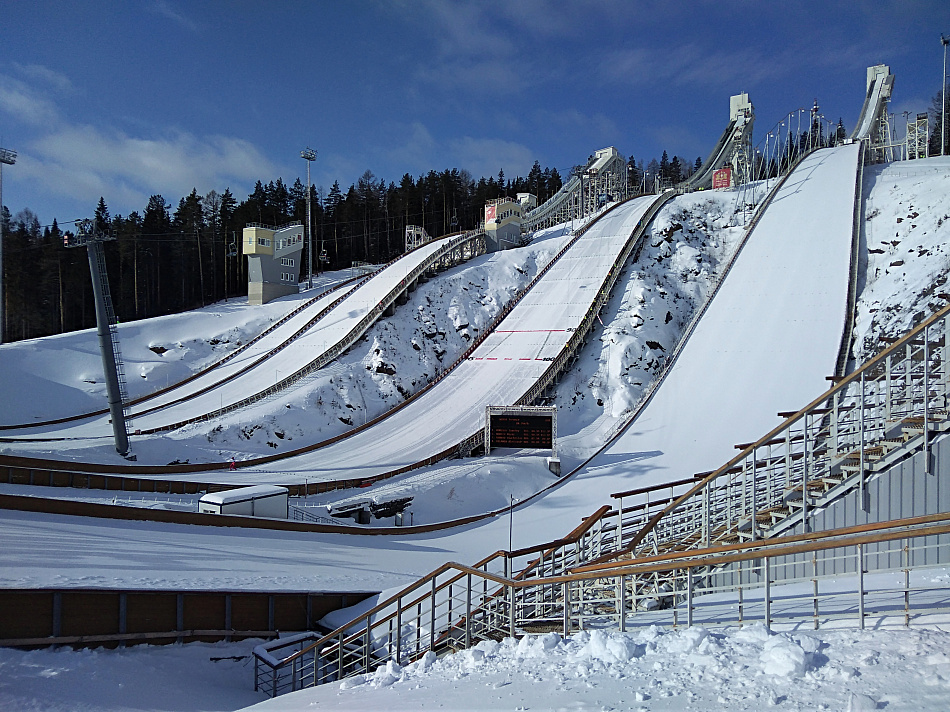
[0,588,376,648]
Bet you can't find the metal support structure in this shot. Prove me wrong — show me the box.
[65,220,133,458]
[942,35,948,157]
[0,146,15,345]
[301,148,316,289]
[523,147,627,234]
[907,113,929,160]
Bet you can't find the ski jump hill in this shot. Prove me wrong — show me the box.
[0,64,902,598]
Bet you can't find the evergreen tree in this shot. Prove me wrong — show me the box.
[928,87,949,157]
[94,197,111,232]
[659,151,671,184]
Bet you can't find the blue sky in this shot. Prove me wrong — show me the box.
[1,0,948,226]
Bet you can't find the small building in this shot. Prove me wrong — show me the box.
[516,193,538,211]
[243,222,305,305]
[198,485,289,518]
[484,197,524,252]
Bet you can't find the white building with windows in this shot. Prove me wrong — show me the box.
[484,197,526,251]
[243,222,304,305]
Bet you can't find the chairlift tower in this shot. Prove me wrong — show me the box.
[0,146,15,345]
[65,219,134,459]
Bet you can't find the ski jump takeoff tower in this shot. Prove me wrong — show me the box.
[243,222,305,305]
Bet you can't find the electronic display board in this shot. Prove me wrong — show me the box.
[489,413,553,449]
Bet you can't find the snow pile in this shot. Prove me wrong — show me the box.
[851,156,950,366]
[238,624,950,711]
[556,190,744,455]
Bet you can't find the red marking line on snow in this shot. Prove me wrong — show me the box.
[495,329,567,333]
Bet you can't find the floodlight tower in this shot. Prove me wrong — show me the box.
[942,34,949,157]
[301,147,316,289]
[65,219,134,459]
[0,146,16,345]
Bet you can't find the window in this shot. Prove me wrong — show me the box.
[280,257,295,267]
[257,237,271,247]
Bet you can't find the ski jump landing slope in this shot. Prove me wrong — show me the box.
[519,142,864,529]
[0,236,463,441]
[0,144,863,591]
[164,195,661,485]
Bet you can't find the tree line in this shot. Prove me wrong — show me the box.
[9,89,942,346]
[0,162,565,342]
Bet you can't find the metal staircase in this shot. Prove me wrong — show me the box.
[251,302,949,697]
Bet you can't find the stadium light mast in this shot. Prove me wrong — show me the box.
[301,147,317,289]
[0,146,16,345]
[942,34,949,157]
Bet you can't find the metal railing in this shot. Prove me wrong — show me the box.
[611,302,950,569]
[252,504,619,697]
[252,508,950,697]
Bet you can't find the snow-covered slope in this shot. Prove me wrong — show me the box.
[1,151,950,712]
[851,156,950,366]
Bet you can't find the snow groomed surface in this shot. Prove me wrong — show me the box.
[0,231,478,443]
[0,143,865,593]
[191,195,662,485]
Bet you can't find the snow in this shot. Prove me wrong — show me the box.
[6,622,950,711]
[0,150,949,710]
[851,156,950,366]
[0,272,355,424]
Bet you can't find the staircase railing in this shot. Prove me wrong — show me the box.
[252,504,618,697]
[614,302,950,565]
[253,509,950,698]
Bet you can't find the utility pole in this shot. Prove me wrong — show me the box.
[301,148,316,289]
[65,219,134,459]
[0,146,16,344]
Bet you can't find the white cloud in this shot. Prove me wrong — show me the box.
[383,122,535,180]
[385,122,439,172]
[0,74,61,126]
[448,135,535,179]
[147,0,198,33]
[543,109,620,142]
[12,63,75,94]
[23,124,279,215]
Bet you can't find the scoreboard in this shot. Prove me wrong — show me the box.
[485,406,557,453]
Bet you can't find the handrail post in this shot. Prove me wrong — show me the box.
[465,575,472,649]
[686,567,693,628]
[749,450,764,541]
[860,372,868,511]
[562,581,570,637]
[509,582,516,639]
[764,556,771,628]
[618,573,627,632]
[924,323,931,475]
[802,414,810,532]
[337,632,344,683]
[429,577,436,652]
[857,544,865,630]
[703,482,710,547]
[617,495,624,549]
[395,596,403,665]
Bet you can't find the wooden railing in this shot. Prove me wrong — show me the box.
[252,509,950,697]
